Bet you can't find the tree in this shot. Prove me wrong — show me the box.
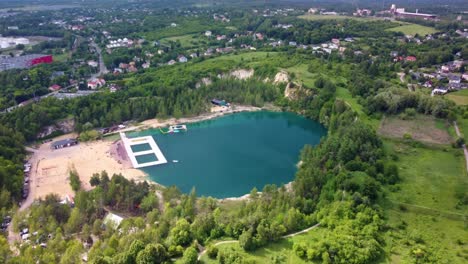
[238,228,255,251]
[69,169,81,192]
[0,236,11,263]
[182,247,198,264]
[90,173,101,186]
[169,219,192,246]
[136,243,168,264]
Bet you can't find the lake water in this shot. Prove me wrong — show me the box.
[128,111,326,198]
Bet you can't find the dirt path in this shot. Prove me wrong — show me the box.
[197,223,320,260]
[453,121,468,172]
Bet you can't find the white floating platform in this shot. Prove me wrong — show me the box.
[120,132,167,168]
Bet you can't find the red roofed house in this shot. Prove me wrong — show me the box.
[405,56,417,62]
[87,78,106,89]
[48,84,62,92]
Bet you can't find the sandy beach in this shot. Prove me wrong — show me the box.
[23,105,263,206]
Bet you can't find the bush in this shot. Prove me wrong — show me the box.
[206,245,218,259]
[69,170,81,192]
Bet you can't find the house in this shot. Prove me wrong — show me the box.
[205,30,212,37]
[331,38,340,45]
[167,60,176,65]
[441,65,450,73]
[48,84,62,92]
[7,26,19,30]
[87,78,106,89]
[216,35,226,41]
[142,62,150,69]
[190,53,198,58]
[449,75,461,84]
[51,138,78,149]
[211,99,230,107]
[288,41,297,46]
[178,55,188,63]
[109,84,121,93]
[170,23,177,27]
[87,60,98,67]
[405,56,417,62]
[119,63,129,69]
[128,65,138,72]
[390,51,399,57]
[255,33,264,40]
[462,74,468,81]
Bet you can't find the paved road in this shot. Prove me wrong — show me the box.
[197,223,320,260]
[453,121,468,172]
[89,40,108,80]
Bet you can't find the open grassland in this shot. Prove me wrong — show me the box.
[384,140,466,212]
[387,23,438,36]
[378,115,452,145]
[159,34,204,48]
[201,228,328,264]
[143,19,227,40]
[446,89,468,105]
[383,140,468,263]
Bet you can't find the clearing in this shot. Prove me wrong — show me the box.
[378,115,452,145]
[159,34,203,48]
[387,23,438,36]
[382,140,468,263]
[446,89,468,105]
[200,227,328,264]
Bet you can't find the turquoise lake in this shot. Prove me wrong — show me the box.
[128,111,326,198]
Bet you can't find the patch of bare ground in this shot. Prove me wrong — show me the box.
[378,115,452,145]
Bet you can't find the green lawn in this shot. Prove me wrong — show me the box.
[200,227,328,264]
[382,140,468,263]
[387,23,438,36]
[159,34,203,48]
[446,89,468,105]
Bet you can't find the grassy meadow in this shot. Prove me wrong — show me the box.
[446,89,468,105]
[387,23,438,36]
[382,140,468,263]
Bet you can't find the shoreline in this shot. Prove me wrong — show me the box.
[110,104,296,202]
[113,104,265,135]
[25,104,291,204]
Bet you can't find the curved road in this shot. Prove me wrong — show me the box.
[197,223,320,260]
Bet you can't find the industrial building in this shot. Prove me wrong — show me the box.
[0,54,53,71]
[390,4,438,20]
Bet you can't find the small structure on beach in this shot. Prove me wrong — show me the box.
[51,138,78,149]
[211,99,230,107]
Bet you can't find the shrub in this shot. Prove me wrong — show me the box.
[206,245,218,259]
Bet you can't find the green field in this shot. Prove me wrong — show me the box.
[382,140,468,263]
[200,227,328,264]
[159,34,204,48]
[446,89,468,105]
[387,23,438,36]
